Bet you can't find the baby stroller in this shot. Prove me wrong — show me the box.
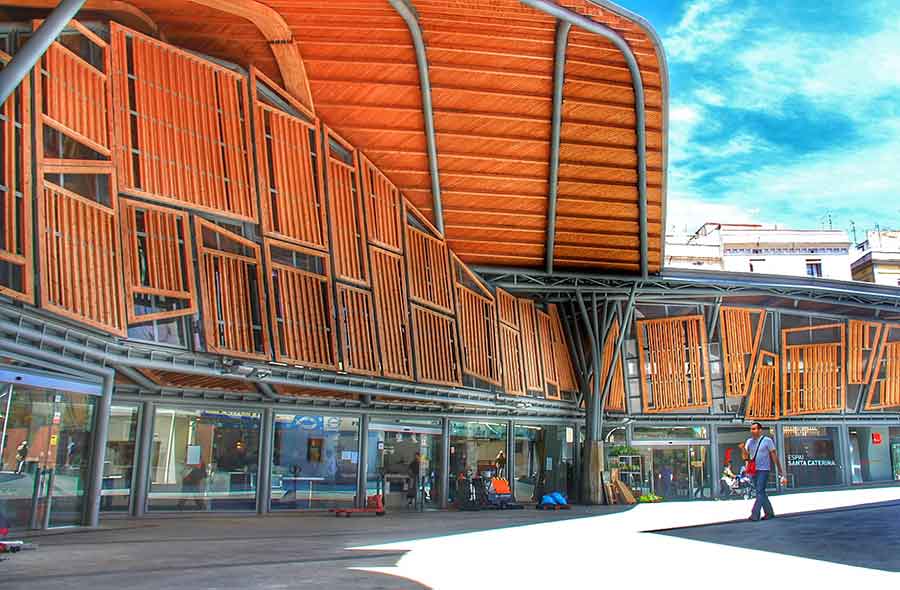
[720,466,755,500]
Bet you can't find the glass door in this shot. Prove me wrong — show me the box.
[0,383,96,529]
[639,445,710,500]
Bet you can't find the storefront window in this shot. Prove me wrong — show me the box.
[514,425,575,502]
[630,426,710,500]
[891,428,900,481]
[0,384,96,529]
[784,426,842,489]
[148,407,260,511]
[716,426,776,495]
[449,421,507,503]
[369,418,442,510]
[101,405,140,512]
[849,426,897,484]
[271,414,359,510]
[633,425,708,441]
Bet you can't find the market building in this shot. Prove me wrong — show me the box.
[0,1,898,532]
[853,230,900,287]
[666,223,853,280]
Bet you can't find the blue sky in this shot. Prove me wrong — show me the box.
[614,0,900,239]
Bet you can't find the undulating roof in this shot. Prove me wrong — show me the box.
[76,0,668,273]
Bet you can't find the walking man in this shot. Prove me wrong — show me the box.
[739,422,787,521]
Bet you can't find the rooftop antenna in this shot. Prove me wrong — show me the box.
[850,220,857,244]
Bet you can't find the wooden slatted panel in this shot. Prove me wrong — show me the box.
[406,224,454,313]
[848,320,882,385]
[362,155,403,252]
[370,247,413,380]
[745,351,780,420]
[254,78,327,249]
[119,198,195,323]
[456,284,500,384]
[781,324,845,416]
[40,40,110,155]
[336,283,379,375]
[782,344,843,416]
[110,23,255,220]
[411,304,461,386]
[195,218,269,359]
[870,342,900,410]
[496,288,519,328]
[864,325,900,411]
[550,304,578,393]
[266,240,336,369]
[600,318,626,412]
[518,298,544,393]
[637,315,712,413]
[719,307,765,397]
[500,323,526,395]
[0,50,32,303]
[38,181,125,334]
[324,127,368,284]
[537,309,560,398]
[139,369,257,393]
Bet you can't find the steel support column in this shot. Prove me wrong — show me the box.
[357,414,370,508]
[521,0,650,277]
[0,0,86,104]
[709,425,720,499]
[257,407,274,514]
[598,286,638,439]
[131,400,154,517]
[545,19,571,273]
[388,0,444,233]
[506,419,515,486]
[440,416,450,508]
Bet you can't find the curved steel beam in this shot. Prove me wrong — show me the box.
[522,0,650,277]
[545,19,571,274]
[588,0,670,273]
[187,0,315,113]
[0,0,85,105]
[2,0,161,37]
[388,0,444,235]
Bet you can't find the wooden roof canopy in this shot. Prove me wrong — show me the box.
[24,0,668,274]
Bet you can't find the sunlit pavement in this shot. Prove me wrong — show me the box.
[354,488,900,589]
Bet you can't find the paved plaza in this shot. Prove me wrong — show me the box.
[3,488,900,589]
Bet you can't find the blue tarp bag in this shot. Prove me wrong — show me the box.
[550,492,567,505]
[540,494,557,505]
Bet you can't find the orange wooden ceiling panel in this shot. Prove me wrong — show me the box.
[79,0,666,273]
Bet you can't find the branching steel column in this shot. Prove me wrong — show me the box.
[598,286,638,438]
[545,19,571,273]
[388,0,444,234]
[0,0,86,104]
[522,0,650,277]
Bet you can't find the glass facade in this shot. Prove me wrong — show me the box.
[849,426,898,484]
[101,405,140,512]
[369,418,442,510]
[449,421,507,504]
[148,407,260,511]
[513,425,575,502]
[271,414,359,510]
[0,384,96,529]
[784,426,842,489]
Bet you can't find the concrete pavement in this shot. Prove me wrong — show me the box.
[3,487,900,589]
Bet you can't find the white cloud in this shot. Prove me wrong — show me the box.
[665,194,765,234]
[693,87,726,107]
[660,0,900,233]
[665,0,754,63]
